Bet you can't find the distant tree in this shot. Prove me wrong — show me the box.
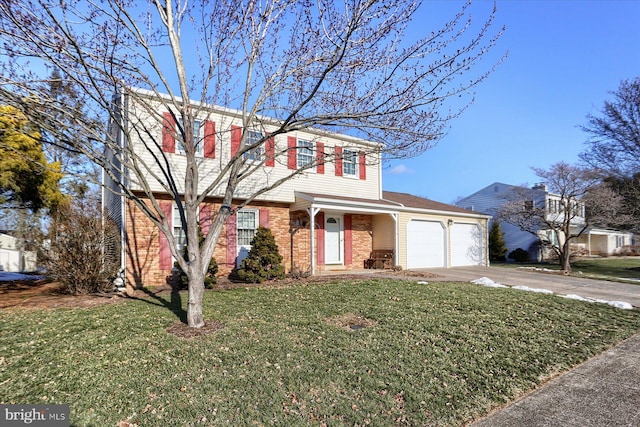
[580,78,640,231]
[498,162,623,272]
[237,227,285,283]
[580,77,640,179]
[0,105,65,212]
[602,173,640,232]
[488,220,508,262]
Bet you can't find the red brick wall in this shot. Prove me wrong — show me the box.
[124,198,374,290]
[349,214,373,270]
[124,197,292,290]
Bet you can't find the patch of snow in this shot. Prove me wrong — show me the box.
[562,294,634,310]
[607,301,634,310]
[512,285,554,294]
[0,272,45,282]
[470,277,508,288]
[471,277,635,310]
[518,267,558,273]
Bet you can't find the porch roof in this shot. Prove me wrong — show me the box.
[293,192,400,215]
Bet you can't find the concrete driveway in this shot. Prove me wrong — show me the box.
[422,266,640,308]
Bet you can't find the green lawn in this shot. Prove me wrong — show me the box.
[1,279,639,426]
[498,257,640,282]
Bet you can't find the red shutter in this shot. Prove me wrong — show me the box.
[259,209,270,228]
[203,120,216,159]
[159,201,173,269]
[287,136,297,169]
[265,135,275,167]
[225,213,237,267]
[359,151,366,180]
[162,112,176,153]
[231,126,242,157]
[316,212,325,265]
[344,214,352,265]
[316,142,325,175]
[199,204,211,235]
[335,146,343,177]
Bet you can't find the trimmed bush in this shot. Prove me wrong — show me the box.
[237,226,285,283]
[508,248,530,263]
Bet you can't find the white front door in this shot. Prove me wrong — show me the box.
[325,216,342,264]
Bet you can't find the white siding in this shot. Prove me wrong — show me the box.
[125,95,381,203]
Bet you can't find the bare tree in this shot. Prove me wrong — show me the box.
[0,0,503,328]
[580,77,640,179]
[580,78,640,231]
[499,162,623,272]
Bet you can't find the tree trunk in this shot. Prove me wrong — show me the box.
[186,267,205,328]
[560,243,572,273]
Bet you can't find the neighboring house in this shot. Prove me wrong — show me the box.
[456,182,634,261]
[103,89,489,290]
[0,233,37,272]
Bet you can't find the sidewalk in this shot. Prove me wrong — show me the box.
[470,333,640,427]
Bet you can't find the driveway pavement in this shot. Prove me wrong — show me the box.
[424,265,640,307]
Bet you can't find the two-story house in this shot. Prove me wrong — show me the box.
[456,182,633,261]
[103,89,490,290]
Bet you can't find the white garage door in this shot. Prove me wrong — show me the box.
[407,220,445,268]
[451,223,482,266]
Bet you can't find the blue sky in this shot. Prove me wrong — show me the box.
[383,0,640,204]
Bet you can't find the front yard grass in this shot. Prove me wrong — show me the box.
[497,257,640,282]
[1,279,639,426]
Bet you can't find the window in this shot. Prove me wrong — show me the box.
[524,200,534,211]
[243,130,263,161]
[173,204,186,254]
[343,149,357,176]
[177,119,202,156]
[237,210,258,246]
[297,140,314,169]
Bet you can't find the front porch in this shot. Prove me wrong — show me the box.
[291,192,401,275]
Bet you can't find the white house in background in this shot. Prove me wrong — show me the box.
[456,182,634,261]
[0,233,37,272]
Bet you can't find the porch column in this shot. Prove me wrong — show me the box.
[390,213,399,268]
[307,207,320,275]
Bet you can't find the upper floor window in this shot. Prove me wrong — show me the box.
[524,200,534,211]
[243,130,263,161]
[177,119,203,156]
[343,149,357,176]
[297,140,314,169]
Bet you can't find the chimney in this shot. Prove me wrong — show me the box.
[532,183,547,192]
